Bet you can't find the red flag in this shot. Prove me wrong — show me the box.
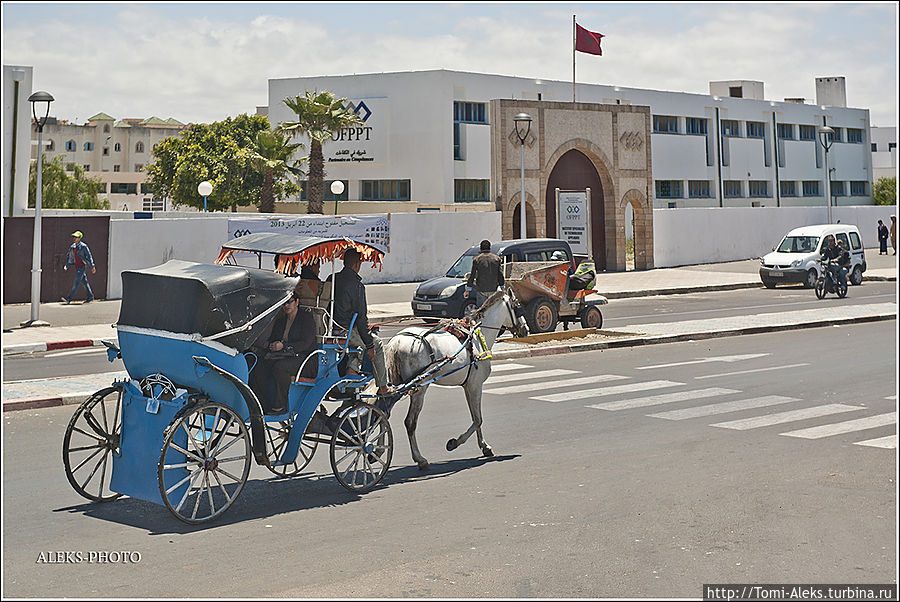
[575,23,604,56]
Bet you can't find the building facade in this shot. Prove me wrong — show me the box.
[267,69,875,212]
[870,126,897,182]
[29,112,186,211]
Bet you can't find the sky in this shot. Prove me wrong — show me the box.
[2,2,897,127]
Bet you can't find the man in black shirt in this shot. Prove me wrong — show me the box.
[464,239,504,308]
[332,248,390,395]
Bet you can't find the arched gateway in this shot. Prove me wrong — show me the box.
[489,99,654,271]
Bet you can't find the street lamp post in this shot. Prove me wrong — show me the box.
[513,113,532,239]
[331,180,345,215]
[198,180,213,212]
[22,90,54,327]
[817,126,835,224]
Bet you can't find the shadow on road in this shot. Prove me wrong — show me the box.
[52,454,520,534]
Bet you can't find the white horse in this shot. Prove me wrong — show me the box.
[383,290,528,470]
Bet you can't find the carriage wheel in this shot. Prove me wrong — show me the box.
[264,416,318,478]
[157,402,251,524]
[329,403,393,493]
[62,386,123,502]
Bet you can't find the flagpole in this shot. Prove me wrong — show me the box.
[572,15,576,104]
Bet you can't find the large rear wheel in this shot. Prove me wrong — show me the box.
[525,297,558,334]
[158,402,251,524]
[62,386,123,502]
[814,277,827,299]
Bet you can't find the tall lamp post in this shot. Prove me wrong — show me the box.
[198,180,213,212]
[22,90,54,327]
[817,126,834,224]
[513,112,532,239]
[331,180,345,215]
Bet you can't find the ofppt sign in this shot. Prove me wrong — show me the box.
[327,98,388,165]
[557,190,590,256]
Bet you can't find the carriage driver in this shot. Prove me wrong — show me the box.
[332,248,392,396]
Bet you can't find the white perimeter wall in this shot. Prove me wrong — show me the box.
[104,211,502,298]
[653,205,898,267]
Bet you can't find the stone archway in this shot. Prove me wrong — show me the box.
[618,189,653,270]
[506,192,538,239]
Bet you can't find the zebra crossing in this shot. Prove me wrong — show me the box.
[483,360,897,450]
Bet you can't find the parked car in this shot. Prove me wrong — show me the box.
[412,238,575,321]
[759,224,866,289]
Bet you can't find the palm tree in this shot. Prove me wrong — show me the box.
[246,130,305,213]
[279,91,364,214]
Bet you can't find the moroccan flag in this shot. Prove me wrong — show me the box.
[575,23,604,56]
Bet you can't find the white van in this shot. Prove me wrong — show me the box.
[759,224,867,288]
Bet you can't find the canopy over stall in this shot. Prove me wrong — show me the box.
[118,259,298,351]
[216,233,386,274]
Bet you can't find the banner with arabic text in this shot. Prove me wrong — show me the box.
[228,215,390,252]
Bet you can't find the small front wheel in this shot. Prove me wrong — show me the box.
[580,305,603,329]
[814,278,827,299]
[158,402,251,524]
[330,403,393,493]
[62,386,123,502]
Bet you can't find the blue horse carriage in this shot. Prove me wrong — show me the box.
[62,235,393,524]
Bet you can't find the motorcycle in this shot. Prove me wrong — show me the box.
[814,258,848,299]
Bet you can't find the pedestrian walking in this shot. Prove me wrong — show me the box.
[890,215,896,256]
[877,220,889,255]
[62,230,96,304]
[464,239,505,308]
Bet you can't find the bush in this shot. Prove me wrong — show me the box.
[873,177,896,206]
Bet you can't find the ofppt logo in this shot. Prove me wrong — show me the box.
[344,100,372,122]
[566,204,581,214]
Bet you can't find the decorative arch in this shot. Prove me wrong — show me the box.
[505,191,539,239]
[135,141,145,153]
[617,188,653,270]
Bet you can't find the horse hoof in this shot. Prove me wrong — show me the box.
[417,461,430,471]
[482,447,494,458]
[446,438,458,452]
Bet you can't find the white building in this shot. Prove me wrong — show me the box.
[870,126,897,181]
[28,112,187,212]
[268,69,874,209]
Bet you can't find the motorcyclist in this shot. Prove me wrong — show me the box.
[819,235,845,288]
[833,239,850,288]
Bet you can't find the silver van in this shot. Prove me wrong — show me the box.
[759,224,867,288]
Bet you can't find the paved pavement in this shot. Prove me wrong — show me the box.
[3,253,895,411]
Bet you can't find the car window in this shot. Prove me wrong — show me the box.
[446,253,475,278]
[777,236,818,253]
[525,251,548,261]
[836,233,850,249]
[849,232,861,250]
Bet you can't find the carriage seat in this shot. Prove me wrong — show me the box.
[295,279,332,309]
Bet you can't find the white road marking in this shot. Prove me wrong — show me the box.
[710,404,863,430]
[585,387,735,411]
[486,369,579,384]
[853,435,897,449]
[44,347,106,358]
[780,412,897,439]
[484,374,627,396]
[648,395,797,420]
[885,395,897,401]
[489,363,535,373]
[636,353,770,370]
[532,380,683,404]
[694,363,810,380]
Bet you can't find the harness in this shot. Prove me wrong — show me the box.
[395,319,484,391]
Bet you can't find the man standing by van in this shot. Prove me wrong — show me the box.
[464,239,504,308]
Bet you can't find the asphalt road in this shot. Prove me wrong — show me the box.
[2,322,895,597]
[4,282,896,382]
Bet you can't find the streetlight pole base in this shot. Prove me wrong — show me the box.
[19,319,51,328]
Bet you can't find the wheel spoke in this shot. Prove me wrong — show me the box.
[78,447,108,490]
[98,448,110,498]
[211,469,232,503]
[71,425,105,443]
[99,393,109,436]
[190,472,205,520]
[205,472,216,516]
[213,467,244,483]
[68,443,105,453]
[210,432,241,458]
[208,413,232,456]
[167,442,205,464]
[167,467,201,498]
[72,445,105,475]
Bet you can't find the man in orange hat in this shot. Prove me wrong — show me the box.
[62,230,96,304]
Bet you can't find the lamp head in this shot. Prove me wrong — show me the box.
[28,90,54,131]
[513,112,532,143]
[197,181,213,197]
[330,180,345,195]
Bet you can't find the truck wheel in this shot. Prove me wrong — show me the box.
[525,298,558,334]
[580,306,603,329]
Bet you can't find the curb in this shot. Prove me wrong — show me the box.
[5,311,895,413]
[3,337,113,357]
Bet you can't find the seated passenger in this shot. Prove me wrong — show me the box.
[300,259,321,281]
[250,292,317,414]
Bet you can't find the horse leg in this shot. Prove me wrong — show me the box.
[447,381,493,458]
[404,388,430,471]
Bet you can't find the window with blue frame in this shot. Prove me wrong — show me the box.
[722,120,741,137]
[688,180,710,198]
[749,181,770,197]
[653,115,678,133]
[802,181,820,196]
[65,140,76,152]
[847,128,863,143]
[723,181,742,198]
[454,179,490,202]
[776,124,794,139]
[831,181,846,197]
[453,101,488,160]
[780,181,797,197]
[685,118,707,135]
[799,125,816,141]
[83,142,94,151]
[849,181,866,196]
[746,122,765,138]
[135,141,144,153]
[655,180,683,198]
[361,179,410,201]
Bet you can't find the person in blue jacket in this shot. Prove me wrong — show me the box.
[62,230,96,304]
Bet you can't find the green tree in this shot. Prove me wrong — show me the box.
[873,177,896,206]
[28,155,108,209]
[146,113,270,211]
[243,129,305,213]
[279,91,364,214]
